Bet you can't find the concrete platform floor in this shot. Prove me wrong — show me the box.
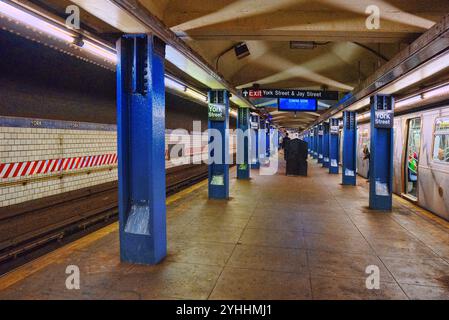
[0,158,448,300]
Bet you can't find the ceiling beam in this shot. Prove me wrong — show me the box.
[175,31,420,43]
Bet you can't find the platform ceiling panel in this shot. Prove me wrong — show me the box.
[67,0,449,128]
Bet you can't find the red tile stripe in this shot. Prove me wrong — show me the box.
[0,153,118,179]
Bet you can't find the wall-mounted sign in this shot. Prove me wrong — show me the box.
[210,174,224,186]
[330,125,339,134]
[208,103,226,121]
[374,110,394,128]
[241,88,339,100]
[250,122,259,129]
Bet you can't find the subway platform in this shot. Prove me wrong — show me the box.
[0,159,448,300]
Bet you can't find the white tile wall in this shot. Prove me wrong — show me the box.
[0,126,117,207]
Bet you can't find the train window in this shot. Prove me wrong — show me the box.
[432,117,449,163]
[405,118,421,198]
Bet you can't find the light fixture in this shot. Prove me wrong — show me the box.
[290,41,316,50]
[0,1,74,43]
[346,97,370,111]
[395,95,423,108]
[356,112,371,122]
[422,83,449,100]
[185,87,207,102]
[164,77,186,92]
[380,51,449,95]
[82,40,117,63]
[0,1,221,107]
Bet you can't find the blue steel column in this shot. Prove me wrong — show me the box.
[237,107,250,179]
[329,118,340,174]
[117,34,166,265]
[308,130,312,156]
[258,118,266,164]
[322,122,330,168]
[317,124,324,163]
[250,114,260,169]
[369,95,394,210]
[313,130,316,156]
[208,90,230,199]
[342,111,357,185]
[311,128,317,157]
[265,122,270,157]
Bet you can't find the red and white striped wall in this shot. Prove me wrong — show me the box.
[0,153,118,179]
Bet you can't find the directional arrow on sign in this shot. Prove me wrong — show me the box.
[242,89,249,97]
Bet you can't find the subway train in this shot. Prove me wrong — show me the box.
[352,104,449,220]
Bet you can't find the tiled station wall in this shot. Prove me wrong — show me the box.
[0,118,237,207]
[0,119,117,207]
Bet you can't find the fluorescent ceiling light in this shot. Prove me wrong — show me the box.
[0,1,74,43]
[185,87,207,102]
[165,77,186,92]
[0,1,231,107]
[423,83,449,100]
[395,95,423,108]
[380,51,449,95]
[356,112,370,122]
[82,40,117,63]
[318,50,449,127]
[346,97,370,111]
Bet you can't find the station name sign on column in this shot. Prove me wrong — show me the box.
[374,110,394,128]
[208,103,226,121]
[241,88,339,100]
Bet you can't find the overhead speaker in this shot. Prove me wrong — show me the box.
[234,42,250,59]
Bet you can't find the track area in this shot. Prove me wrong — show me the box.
[0,164,208,275]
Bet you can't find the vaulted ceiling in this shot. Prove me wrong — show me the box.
[139,0,448,128]
[37,0,449,128]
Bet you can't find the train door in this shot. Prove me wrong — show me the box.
[404,117,421,199]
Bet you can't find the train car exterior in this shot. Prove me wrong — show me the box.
[356,104,449,220]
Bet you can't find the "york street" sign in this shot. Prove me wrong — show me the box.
[374,110,394,128]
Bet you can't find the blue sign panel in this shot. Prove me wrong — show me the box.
[278,98,317,112]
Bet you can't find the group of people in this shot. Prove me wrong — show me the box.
[280,132,372,180]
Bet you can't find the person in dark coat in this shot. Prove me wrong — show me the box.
[286,135,308,176]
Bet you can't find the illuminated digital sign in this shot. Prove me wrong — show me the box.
[278,98,317,112]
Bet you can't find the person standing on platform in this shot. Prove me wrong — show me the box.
[363,144,370,181]
[282,132,291,160]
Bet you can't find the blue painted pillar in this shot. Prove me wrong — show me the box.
[342,111,357,185]
[250,114,260,169]
[317,124,324,163]
[369,95,394,210]
[329,118,340,174]
[265,122,270,157]
[322,122,330,168]
[311,127,318,159]
[117,34,166,265]
[208,90,230,199]
[258,118,267,164]
[237,107,250,179]
[308,131,312,156]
